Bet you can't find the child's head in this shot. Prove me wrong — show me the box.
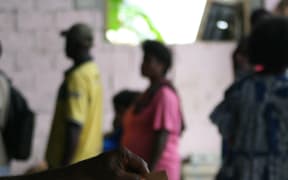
[112,90,140,128]
[249,16,288,74]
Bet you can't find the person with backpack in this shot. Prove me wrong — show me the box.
[0,41,10,176]
[0,41,34,176]
[45,23,103,168]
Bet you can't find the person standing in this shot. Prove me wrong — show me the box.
[103,90,140,152]
[211,17,288,180]
[0,41,10,176]
[0,41,35,176]
[122,40,185,180]
[46,23,103,168]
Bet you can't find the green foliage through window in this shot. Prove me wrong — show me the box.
[106,0,207,45]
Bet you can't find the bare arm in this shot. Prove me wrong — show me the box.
[62,120,82,166]
[149,130,169,170]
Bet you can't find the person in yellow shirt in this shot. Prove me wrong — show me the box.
[46,23,103,168]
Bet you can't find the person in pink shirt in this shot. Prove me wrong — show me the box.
[122,40,185,180]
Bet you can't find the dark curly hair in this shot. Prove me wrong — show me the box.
[113,90,140,111]
[248,16,288,73]
[250,8,271,28]
[141,40,173,75]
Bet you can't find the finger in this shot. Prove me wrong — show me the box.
[126,153,149,174]
[121,147,149,174]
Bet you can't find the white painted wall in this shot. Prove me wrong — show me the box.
[174,43,234,156]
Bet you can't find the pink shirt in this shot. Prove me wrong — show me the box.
[122,87,182,180]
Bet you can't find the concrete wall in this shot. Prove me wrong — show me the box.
[173,43,234,156]
[0,0,234,174]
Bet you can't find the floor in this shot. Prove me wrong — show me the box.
[181,154,220,180]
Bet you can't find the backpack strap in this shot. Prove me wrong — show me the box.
[0,73,9,130]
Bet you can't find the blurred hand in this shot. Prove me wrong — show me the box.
[72,147,149,180]
[2,148,149,180]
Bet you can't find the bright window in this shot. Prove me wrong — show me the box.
[106,0,207,45]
